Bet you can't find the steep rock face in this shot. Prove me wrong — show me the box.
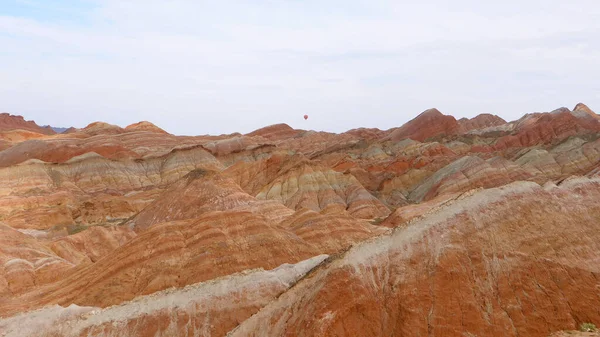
[388,109,460,142]
[231,178,600,337]
[0,113,56,135]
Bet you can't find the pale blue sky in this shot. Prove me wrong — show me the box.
[1,0,599,135]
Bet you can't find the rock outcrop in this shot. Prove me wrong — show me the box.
[387,108,460,142]
[0,113,56,135]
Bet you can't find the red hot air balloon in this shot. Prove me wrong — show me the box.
[303,114,308,120]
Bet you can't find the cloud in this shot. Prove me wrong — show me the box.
[0,0,599,135]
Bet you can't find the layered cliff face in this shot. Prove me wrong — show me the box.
[0,104,599,337]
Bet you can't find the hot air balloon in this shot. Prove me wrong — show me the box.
[303,114,308,120]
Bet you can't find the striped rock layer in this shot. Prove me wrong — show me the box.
[0,104,599,337]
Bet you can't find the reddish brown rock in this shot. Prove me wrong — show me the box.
[345,127,388,140]
[494,108,600,150]
[0,224,135,300]
[124,121,168,134]
[0,129,47,142]
[1,104,600,337]
[550,331,600,337]
[0,163,384,316]
[573,102,599,120]
[387,108,460,142]
[81,122,125,136]
[0,255,329,337]
[238,157,390,219]
[230,178,600,337]
[246,123,301,140]
[458,113,507,132]
[0,113,56,135]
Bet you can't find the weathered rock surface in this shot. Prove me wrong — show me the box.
[0,224,135,298]
[0,104,599,337]
[387,108,460,142]
[230,178,600,337]
[0,255,329,337]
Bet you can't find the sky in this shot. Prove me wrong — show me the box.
[1,1,599,135]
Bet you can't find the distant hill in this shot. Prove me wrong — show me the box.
[42,125,71,134]
[0,113,56,135]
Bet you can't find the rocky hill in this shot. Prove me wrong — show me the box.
[0,113,56,135]
[0,104,599,337]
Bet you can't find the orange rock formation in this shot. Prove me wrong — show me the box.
[1,104,599,337]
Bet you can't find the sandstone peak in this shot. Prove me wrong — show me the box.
[83,121,119,129]
[573,102,599,120]
[574,102,595,114]
[416,107,444,118]
[82,121,124,135]
[458,113,507,132]
[124,121,168,134]
[246,123,300,140]
[387,108,459,142]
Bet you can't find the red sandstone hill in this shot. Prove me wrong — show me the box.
[246,123,301,140]
[0,103,600,337]
[458,113,506,132]
[387,108,460,142]
[0,113,56,135]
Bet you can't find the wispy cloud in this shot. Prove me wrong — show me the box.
[1,0,599,134]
